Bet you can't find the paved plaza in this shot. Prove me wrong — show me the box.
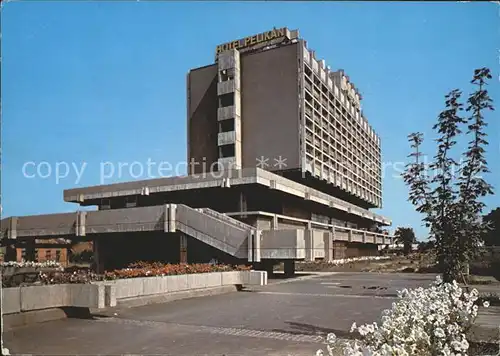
[4,272,436,355]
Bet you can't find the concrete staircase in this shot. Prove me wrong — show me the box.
[169,204,253,259]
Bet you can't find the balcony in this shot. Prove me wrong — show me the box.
[218,105,240,121]
[217,79,240,96]
[304,81,312,93]
[305,106,312,117]
[217,131,237,146]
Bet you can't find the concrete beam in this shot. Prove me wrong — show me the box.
[247,229,253,262]
[8,217,17,240]
[271,215,278,229]
[63,168,391,225]
[167,204,177,232]
[324,231,333,262]
[247,229,262,262]
[304,229,314,262]
[253,230,261,262]
[76,211,86,237]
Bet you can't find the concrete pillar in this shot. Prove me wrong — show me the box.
[271,214,278,229]
[305,229,314,262]
[256,260,274,278]
[284,260,295,277]
[238,191,247,212]
[247,229,253,262]
[255,230,261,262]
[4,243,16,262]
[76,211,87,237]
[92,237,104,274]
[180,233,188,264]
[166,204,177,232]
[248,229,261,262]
[324,232,333,262]
[25,239,36,261]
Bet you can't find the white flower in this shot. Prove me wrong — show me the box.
[350,322,357,333]
[317,276,478,356]
[315,349,324,356]
[326,333,337,344]
[330,256,391,266]
[1,260,62,269]
[483,300,490,308]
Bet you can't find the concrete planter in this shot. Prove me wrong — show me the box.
[93,270,267,304]
[3,283,105,315]
[2,270,267,315]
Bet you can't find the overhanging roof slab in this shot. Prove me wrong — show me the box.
[64,168,392,226]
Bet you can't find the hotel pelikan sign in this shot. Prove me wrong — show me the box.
[215,27,288,55]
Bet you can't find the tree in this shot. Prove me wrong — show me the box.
[482,207,500,246]
[394,227,417,255]
[403,68,494,282]
[417,240,435,253]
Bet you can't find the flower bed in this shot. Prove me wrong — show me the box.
[1,260,62,269]
[2,261,251,287]
[2,260,66,287]
[327,256,390,266]
[103,261,251,280]
[316,276,489,355]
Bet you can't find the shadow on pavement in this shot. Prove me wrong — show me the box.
[272,321,357,340]
[61,307,113,320]
[268,273,315,280]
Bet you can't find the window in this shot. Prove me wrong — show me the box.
[21,248,26,260]
[219,119,235,133]
[219,144,235,158]
[219,93,234,108]
[311,213,329,225]
[45,250,52,261]
[56,250,61,262]
[125,196,138,208]
[101,198,111,210]
[219,68,235,81]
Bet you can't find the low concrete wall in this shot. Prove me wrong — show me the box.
[93,270,266,304]
[2,271,267,315]
[3,284,105,315]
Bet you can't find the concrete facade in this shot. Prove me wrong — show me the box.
[187,27,382,210]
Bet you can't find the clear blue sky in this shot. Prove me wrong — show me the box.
[2,1,499,239]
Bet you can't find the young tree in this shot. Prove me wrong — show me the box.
[394,227,417,255]
[403,68,494,282]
